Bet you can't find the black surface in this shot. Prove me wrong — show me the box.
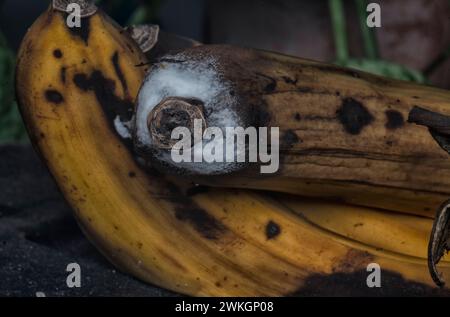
[0,145,176,297]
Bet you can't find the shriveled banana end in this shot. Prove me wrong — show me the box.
[131,47,258,176]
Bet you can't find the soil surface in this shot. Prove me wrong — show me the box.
[0,145,176,297]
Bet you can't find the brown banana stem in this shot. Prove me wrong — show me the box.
[126,24,159,53]
[126,24,201,62]
[53,0,97,17]
[428,200,450,287]
[408,106,450,287]
[409,106,450,135]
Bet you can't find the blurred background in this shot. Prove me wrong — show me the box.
[0,0,449,144]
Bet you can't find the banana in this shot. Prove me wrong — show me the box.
[15,1,450,295]
[279,195,450,262]
[135,45,450,217]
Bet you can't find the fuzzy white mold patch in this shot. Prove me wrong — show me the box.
[135,52,244,175]
[114,116,132,139]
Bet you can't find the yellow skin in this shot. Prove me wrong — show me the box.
[15,5,450,295]
[280,195,450,261]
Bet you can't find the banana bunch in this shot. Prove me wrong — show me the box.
[15,1,450,295]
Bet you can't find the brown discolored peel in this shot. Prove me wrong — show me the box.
[135,44,450,217]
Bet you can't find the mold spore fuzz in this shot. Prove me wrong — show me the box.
[133,52,244,175]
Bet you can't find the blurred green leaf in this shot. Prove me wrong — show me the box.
[329,0,348,62]
[354,0,378,59]
[127,0,162,26]
[0,30,27,143]
[127,5,149,25]
[330,0,427,84]
[424,42,450,76]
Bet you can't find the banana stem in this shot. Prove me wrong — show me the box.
[428,200,450,288]
[409,106,450,287]
[329,0,349,62]
[52,0,98,17]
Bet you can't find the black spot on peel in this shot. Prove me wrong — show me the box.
[282,130,300,148]
[164,181,227,240]
[128,171,136,178]
[53,49,62,58]
[294,113,301,121]
[256,72,277,93]
[73,73,90,90]
[336,98,374,135]
[385,110,404,130]
[264,80,277,93]
[266,221,281,240]
[112,51,129,96]
[67,16,91,45]
[282,76,298,85]
[313,64,361,79]
[45,90,64,104]
[186,185,210,196]
[60,67,67,84]
[72,70,134,151]
[73,71,134,122]
[175,208,226,240]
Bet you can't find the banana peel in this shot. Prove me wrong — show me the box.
[15,2,450,295]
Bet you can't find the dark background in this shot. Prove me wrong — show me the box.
[0,0,449,296]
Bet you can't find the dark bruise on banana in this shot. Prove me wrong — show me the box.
[15,0,450,294]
